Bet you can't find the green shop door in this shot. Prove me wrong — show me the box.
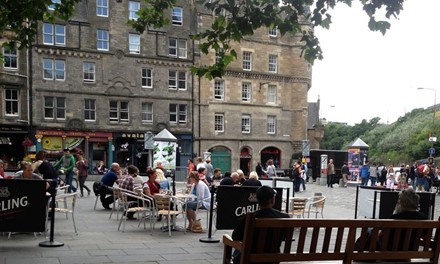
[211,151,231,174]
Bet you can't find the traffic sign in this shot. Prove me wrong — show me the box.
[429,147,435,155]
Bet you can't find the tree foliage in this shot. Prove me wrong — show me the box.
[321,108,437,165]
[0,0,406,79]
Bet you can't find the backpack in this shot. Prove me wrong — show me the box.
[290,167,300,180]
[93,181,103,196]
[417,164,427,177]
[381,168,387,178]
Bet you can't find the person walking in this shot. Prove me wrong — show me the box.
[255,162,264,177]
[341,161,350,187]
[204,158,214,184]
[187,159,195,174]
[327,159,335,188]
[360,162,370,186]
[76,154,91,197]
[377,163,387,186]
[54,148,77,193]
[265,159,276,178]
[369,162,378,186]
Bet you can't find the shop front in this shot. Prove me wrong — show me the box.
[113,132,148,173]
[35,130,113,171]
[0,125,30,170]
[261,146,282,168]
[239,147,252,177]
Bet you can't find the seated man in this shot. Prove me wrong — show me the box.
[119,165,139,220]
[220,172,240,186]
[100,163,121,210]
[232,186,290,264]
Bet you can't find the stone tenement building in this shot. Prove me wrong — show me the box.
[0,1,321,173]
[1,0,196,171]
[0,33,30,169]
[194,9,313,174]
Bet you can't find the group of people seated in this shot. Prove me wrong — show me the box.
[98,162,209,233]
[0,152,60,192]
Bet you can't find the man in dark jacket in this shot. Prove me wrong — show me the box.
[100,163,121,209]
[231,186,290,263]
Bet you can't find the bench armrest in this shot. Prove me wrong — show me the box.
[223,234,243,264]
[223,234,242,250]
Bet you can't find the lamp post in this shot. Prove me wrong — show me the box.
[417,87,437,157]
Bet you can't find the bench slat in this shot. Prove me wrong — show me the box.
[297,227,307,253]
[282,228,294,254]
[322,227,332,253]
[334,227,344,253]
[310,227,320,253]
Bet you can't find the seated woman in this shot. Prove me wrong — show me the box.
[186,171,210,232]
[155,168,170,191]
[13,161,49,190]
[242,171,262,186]
[143,168,160,197]
[14,161,43,180]
[96,161,108,175]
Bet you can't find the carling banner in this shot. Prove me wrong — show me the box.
[0,179,47,232]
[216,186,283,230]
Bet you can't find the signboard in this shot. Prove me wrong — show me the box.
[216,186,283,230]
[302,140,310,157]
[0,179,47,232]
[429,147,435,155]
[153,141,177,170]
[144,132,154,150]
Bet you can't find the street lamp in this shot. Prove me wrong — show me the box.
[417,87,437,157]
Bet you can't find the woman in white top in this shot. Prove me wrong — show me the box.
[265,159,276,177]
[186,171,210,231]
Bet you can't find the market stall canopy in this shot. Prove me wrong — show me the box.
[348,138,369,149]
[153,128,177,142]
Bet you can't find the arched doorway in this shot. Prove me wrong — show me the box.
[240,147,252,177]
[261,147,282,168]
[209,146,231,174]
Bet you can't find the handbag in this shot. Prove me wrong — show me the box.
[191,219,203,233]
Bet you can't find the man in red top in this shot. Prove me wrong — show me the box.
[187,159,195,175]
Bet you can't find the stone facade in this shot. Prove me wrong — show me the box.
[30,0,195,169]
[0,36,30,169]
[0,1,321,172]
[194,11,312,174]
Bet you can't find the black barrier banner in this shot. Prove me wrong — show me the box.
[0,179,47,232]
[379,191,435,220]
[215,186,283,230]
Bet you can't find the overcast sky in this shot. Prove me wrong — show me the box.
[309,0,440,125]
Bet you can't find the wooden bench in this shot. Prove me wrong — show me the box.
[223,214,440,264]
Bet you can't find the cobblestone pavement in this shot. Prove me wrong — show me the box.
[1,180,438,264]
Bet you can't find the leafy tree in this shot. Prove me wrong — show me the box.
[321,107,437,165]
[0,0,406,79]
